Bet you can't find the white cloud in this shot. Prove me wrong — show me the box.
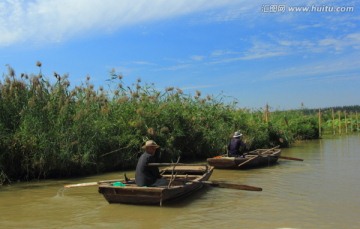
[271,31,360,55]
[211,49,239,57]
[181,84,215,91]
[156,63,191,71]
[131,61,157,66]
[241,41,288,60]
[316,32,360,53]
[190,55,204,61]
[261,53,360,81]
[208,41,288,64]
[0,0,244,46]
[304,73,360,83]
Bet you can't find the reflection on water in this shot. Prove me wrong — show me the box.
[1,134,360,229]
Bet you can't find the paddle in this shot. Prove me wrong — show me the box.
[237,155,258,167]
[279,156,304,161]
[64,182,98,188]
[190,180,262,191]
[237,145,280,167]
[148,163,207,167]
[64,179,262,191]
[64,179,125,188]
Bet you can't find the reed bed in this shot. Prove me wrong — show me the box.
[0,64,354,183]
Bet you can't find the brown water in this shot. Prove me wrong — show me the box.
[1,134,360,229]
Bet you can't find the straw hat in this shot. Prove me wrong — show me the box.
[233,131,243,138]
[142,140,160,149]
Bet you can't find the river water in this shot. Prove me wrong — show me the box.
[1,134,359,229]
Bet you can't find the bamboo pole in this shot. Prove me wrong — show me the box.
[264,103,269,123]
[345,111,348,134]
[318,109,322,137]
[332,109,335,135]
[338,111,341,134]
[357,111,359,132]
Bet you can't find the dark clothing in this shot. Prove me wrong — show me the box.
[135,152,161,187]
[227,137,246,157]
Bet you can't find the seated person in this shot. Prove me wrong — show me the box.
[227,131,247,157]
[135,140,168,187]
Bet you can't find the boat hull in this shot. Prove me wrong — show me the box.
[98,165,214,206]
[207,149,281,169]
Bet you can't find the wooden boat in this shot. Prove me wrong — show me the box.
[98,164,214,206]
[207,148,281,169]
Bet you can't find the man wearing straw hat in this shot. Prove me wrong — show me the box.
[227,131,247,157]
[135,140,168,187]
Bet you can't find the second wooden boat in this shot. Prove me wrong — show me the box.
[207,148,281,169]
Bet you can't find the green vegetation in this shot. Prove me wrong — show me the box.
[0,64,358,184]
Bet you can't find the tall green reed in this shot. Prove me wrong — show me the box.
[0,64,323,183]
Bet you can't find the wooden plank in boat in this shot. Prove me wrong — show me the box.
[161,165,208,172]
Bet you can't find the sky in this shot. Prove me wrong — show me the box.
[0,0,359,110]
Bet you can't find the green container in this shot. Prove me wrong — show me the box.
[112,181,125,187]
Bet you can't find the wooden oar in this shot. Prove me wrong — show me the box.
[64,182,98,188]
[237,155,258,167]
[252,146,303,161]
[64,179,124,188]
[148,163,207,167]
[64,179,261,191]
[279,156,304,161]
[190,180,262,191]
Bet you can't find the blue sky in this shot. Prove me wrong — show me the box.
[1,0,359,110]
